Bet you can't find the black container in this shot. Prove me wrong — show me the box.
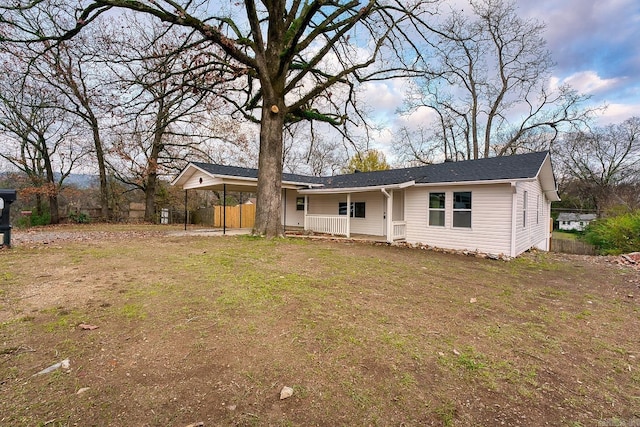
[0,189,17,247]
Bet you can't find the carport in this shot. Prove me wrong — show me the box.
[171,162,322,234]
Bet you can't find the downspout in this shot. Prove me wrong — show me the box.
[223,184,226,235]
[510,182,518,257]
[304,195,308,232]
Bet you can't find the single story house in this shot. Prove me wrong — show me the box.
[172,151,560,257]
[557,212,596,231]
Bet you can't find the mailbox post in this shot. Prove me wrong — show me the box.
[0,189,17,247]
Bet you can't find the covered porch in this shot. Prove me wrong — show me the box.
[298,185,409,243]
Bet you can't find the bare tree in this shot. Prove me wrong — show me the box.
[0,55,87,223]
[103,19,240,222]
[1,0,435,237]
[24,31,114,220]
[282,123,347,176]
[401,0,591,161]
[555,117,640,215]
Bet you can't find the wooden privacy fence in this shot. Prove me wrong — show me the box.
[550,238,597,255]
[196,204,256,228]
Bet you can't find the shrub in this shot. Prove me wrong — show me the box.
[69,211,90,224]
[583,211,640,255]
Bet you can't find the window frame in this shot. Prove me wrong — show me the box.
[452,191,472,228]
[338,201,365,218]
[296,197,305,211]
[428,192,446,227]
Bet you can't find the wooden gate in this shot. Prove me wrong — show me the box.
[211,204,256,228]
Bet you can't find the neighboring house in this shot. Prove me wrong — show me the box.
[172,151,560,257]
[557,213,597,231]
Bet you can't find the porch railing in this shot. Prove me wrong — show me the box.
[392,221,406,240]
[305,214,348,236]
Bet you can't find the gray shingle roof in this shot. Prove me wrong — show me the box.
[191,162,324,185]
[557,213,597,222]
[320,151,550,189]
[190,151,550,189]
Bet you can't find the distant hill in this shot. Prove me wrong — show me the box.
[0,172,98,189]
[60,173,99,189]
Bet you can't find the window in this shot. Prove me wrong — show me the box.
[453,192,472,228]
[339,202,365,218]
[296,197,305,211]
[523,191,528,228]
[429,192,445,226]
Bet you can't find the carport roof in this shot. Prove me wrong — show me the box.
[190,162,325,185]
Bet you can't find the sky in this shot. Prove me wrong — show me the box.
[364,0,640,158]
[518,0,640,124]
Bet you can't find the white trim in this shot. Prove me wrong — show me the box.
[414,177,534,188]
[172,163,324,189]
[298,181,415,195]
[510,182,518,257]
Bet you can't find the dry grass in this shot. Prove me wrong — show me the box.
[1,225,639,426]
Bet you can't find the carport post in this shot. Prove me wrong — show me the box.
[239,192,243,228]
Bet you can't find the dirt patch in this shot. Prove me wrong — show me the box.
[1,226,639,426]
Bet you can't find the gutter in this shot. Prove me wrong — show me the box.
[298,180,415,195]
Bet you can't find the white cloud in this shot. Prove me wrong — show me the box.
[360,81,403,114]
[551,71,623,95]
[595,103,640,124]
[397,106,438,130]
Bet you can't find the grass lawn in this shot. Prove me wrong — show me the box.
[553,231,581,241]
[1,225,639,426]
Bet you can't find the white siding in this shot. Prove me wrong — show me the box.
[392,190,404,221]
[183,171,221,189]
[307,192,386,236]
[405,184,514,255]
[514,180,549,254]
[282,190,305,227]
[559,220,590,231]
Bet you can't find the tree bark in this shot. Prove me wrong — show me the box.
[144,136,163,223]
[37,135,60,224]
[90,115,110,221]
[254,101,285,237]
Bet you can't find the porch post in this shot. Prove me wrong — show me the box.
[346,193,351,238]
[283,189,287,233]
[223,184,227,235]
[184,190,187,231]
[304,195,308,231]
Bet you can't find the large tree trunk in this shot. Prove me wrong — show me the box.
[48,192,60,224]
[90,115,110,221]
[254,102,285,237]
[144,173,157,223]
[144,99,167,223]
[144,144,161,222]
[40,138,60,224]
